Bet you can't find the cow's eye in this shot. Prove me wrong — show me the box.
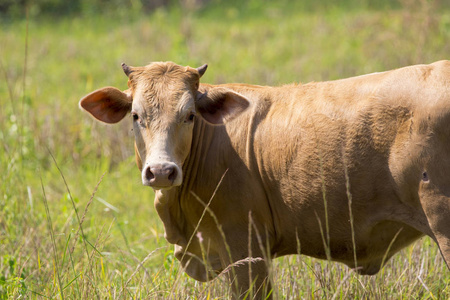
[185,113,195,123]
[132,112,139,122]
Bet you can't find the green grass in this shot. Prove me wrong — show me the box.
[1,0,450,298]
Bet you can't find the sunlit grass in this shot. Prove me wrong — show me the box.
[0,0,449,298]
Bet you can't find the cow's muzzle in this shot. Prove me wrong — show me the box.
[142,162,181,189]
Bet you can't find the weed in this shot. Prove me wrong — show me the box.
[0,1,449,298]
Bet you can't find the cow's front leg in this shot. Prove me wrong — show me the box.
[215,232,273,300]
[222,255,271,300]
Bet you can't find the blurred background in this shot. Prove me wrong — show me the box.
[1,0,449,298]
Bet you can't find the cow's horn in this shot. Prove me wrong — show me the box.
[121,63,133,77]
[196,64,208,77]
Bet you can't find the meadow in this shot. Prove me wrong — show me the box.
[1,0,449,298]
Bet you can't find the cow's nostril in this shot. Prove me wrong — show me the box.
[168,167,177,182]
[145,167,155,181]
[143,164,180,187]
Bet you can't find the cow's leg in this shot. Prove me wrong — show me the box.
[216,232,272,300]
[222,256,271,300]
[419,178,450,269]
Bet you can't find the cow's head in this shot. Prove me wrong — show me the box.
[79,62,249,190]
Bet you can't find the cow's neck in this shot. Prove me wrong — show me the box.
[181,117,217,199]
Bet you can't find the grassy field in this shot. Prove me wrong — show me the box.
[1,0,450,298]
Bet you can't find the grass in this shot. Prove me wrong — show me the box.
[1,0,450,298]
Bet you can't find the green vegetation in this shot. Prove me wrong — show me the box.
[1,0,449,298]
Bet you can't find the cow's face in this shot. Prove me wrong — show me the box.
[79,62,249,190]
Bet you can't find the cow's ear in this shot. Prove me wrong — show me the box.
[79,87,132,124]
[195,87,250,125]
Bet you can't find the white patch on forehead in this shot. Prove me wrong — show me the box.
[131,85,147,109]
[131,95,144,111]
[177,90,195,112]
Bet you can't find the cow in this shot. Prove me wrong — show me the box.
[80,60,450,299]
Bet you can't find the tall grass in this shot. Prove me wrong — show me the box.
[1,0,449,298]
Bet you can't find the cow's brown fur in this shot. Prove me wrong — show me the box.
[80,61,450,299]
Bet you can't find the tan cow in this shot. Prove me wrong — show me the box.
[80,61,450,299]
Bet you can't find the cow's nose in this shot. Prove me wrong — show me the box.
[143,163,179,188]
